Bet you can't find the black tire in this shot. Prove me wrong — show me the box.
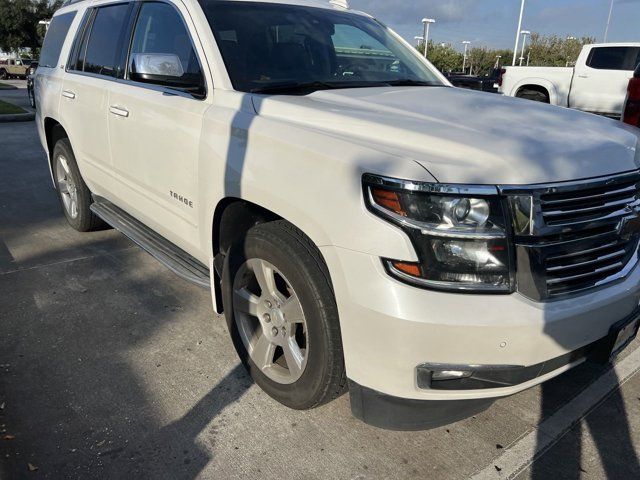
[222,220,346,410]
[0,69,7,80]
[52,138,105,232]
[516,88,550,103]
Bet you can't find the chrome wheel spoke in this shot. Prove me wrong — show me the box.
[58,156,70,176]
[250,258,278,298]
[251,333,276,371]
[283,336,304,378]
[281,293,304,323]
[57,180,69,194]
[234,288,260,317]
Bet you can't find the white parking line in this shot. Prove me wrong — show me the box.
[471,346,640,480]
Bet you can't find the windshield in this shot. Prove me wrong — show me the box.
[200,1,444,93]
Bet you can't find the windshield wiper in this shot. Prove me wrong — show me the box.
[250,80,390,95]
[385,79,441,87]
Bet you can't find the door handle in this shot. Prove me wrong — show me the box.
[109,106,129,118]
[577,74,589,78]
[62,90,76,99]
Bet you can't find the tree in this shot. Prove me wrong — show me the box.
[526,33,595,67]
[0,0,63,56]
[421,41,463,74]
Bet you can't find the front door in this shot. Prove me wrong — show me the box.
[570,46,640,116]
[107,0,210,256]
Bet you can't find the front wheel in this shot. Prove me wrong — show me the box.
[0,69,7,80]
[222,220,346,410]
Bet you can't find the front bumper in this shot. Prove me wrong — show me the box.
[321,245,640,404]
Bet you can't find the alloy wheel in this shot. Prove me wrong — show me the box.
[233,258,308,384]
[55,155,78,219]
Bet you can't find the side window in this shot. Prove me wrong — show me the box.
[39,11,77,68]
[82,3,130,77]
[587,47,640,71]
[128,2,205,97]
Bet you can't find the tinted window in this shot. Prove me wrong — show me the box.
[84,3,129,77]
[68,10,95,72]
[200,1,443,93]
[588,47,640,71]
[39,12,76,68]
[129,2,204,90]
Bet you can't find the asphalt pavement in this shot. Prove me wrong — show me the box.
[1,95,640,479]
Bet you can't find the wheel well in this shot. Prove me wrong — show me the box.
[213,199,281,258]
[515,84,550,100]
[210,199,281,314]
[44,118,68,167]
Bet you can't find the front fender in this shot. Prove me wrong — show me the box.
[197,96,434,263]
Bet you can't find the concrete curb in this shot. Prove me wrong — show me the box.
[0,112,35,123]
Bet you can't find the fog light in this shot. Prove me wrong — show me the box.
[431,370,473,381]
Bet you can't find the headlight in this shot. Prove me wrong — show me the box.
[364,174,514,292]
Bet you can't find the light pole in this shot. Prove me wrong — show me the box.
[422,18,436,58]
[512,0,526,66]
[38,19,50,32]
[462,41,471,73]
[604,0,614,42]
[519,30,530,66]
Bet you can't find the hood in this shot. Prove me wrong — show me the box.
[251,86,640,185]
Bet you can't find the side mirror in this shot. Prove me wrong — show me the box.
[129,53,205,98]
[130,53,184,81]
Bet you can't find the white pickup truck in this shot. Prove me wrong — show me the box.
[499,43,640,118]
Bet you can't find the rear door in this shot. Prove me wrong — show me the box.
[107,0,210,255]
[59,2,131,199]
[570,46,640,116]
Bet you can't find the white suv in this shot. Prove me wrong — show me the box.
[36,0,640,430]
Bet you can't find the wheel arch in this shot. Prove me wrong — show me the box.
[510,79,558,104]
[43,117,70,176]
[210,197,332,314]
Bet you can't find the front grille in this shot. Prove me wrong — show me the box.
[543,224,636,297]
[540,178,638,227]
[505,172,640,300]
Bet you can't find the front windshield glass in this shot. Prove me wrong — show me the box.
[200,1,444,93]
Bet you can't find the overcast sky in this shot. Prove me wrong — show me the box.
[348,0,640,50]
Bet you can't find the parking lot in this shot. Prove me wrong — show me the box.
[1,85,640,480]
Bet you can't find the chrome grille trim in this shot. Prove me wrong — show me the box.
[502,171,640,301]
[546,249,626,272]
[543,196,636,218]
[540,184,637,206]
[546,261,625,285]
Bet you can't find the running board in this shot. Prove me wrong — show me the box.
[90,200,210,288]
